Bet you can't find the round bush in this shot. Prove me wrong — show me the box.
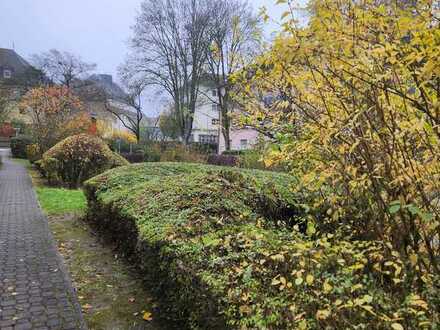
[40,134,129,187]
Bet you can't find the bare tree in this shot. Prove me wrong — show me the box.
[122,0,214,144]
[103,81,145,143]
[205,0,261,151]
[31,49,96,87]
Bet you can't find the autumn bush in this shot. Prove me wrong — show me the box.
[39,134,128,187]
[25,144,42,163]
[19,86,93,152]
[232,1,440,325]
[83,162,438,328]
[160,143,207,163]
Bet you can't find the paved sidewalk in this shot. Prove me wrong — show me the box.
[0,149,85,330]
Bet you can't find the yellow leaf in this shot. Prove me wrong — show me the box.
[361,305,377,315]
[391,323,404,330]
[409,254,418,266]
[82,304,92,310]
[239,305,252,315]
[281,11,290,20]
[306,274,314,285]
[323,281,332,293]
[350,284,363,293]
[316,309,330,320]
[143,312,153,321]
[409,297,428,310]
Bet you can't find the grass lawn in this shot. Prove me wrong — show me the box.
[12,158,87,216]
[36,187,86,215]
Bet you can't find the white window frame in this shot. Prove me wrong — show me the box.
[3,69,12,79]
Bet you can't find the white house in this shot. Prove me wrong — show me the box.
[190,83,259,153]
[190,85,221,145]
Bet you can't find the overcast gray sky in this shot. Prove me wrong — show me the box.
[0,0,304,115]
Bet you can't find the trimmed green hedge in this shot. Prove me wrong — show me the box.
[84,163,438,329]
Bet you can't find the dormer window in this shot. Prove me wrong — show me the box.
[3,69,12,79]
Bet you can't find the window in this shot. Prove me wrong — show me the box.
[240,139,248,150]
[211,104,219,112]
[3,69,12,79]
[211,89,217,97]
[212,118,219,125]
[199,134,218,144]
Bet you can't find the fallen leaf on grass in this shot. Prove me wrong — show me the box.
[82,304,93,312]
[143,312,153,321]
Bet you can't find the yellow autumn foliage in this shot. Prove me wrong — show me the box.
[233,0,440,280]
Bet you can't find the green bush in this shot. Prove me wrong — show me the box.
[10,135,33,158]
[143,143,161,162]
[238,150,267,170]
[40,134,129,187]
[83,163,438,329]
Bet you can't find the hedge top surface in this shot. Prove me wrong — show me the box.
[85,162,302,243]
[44,133,128,167]
[83,162,437,329]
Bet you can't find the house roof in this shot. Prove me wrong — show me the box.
[87,74,127,100]
[0,48,31,74]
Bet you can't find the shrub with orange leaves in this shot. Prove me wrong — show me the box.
[19,86,84,152]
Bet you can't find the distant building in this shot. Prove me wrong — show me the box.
[189,80,260,153]
[0,48,32,81]
[79,74,150,137]
[190,83,221,146]
[0,48,40,130]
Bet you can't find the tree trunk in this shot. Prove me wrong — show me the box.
[221,97,231,151]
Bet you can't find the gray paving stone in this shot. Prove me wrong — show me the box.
[0,149,86,329]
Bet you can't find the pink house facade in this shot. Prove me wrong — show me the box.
[219,127,259,153]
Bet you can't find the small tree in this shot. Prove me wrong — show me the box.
[159,106,180,140]
[205,0,261,150]
[19,86,88,151]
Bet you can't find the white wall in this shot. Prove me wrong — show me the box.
[191,85,221,143]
